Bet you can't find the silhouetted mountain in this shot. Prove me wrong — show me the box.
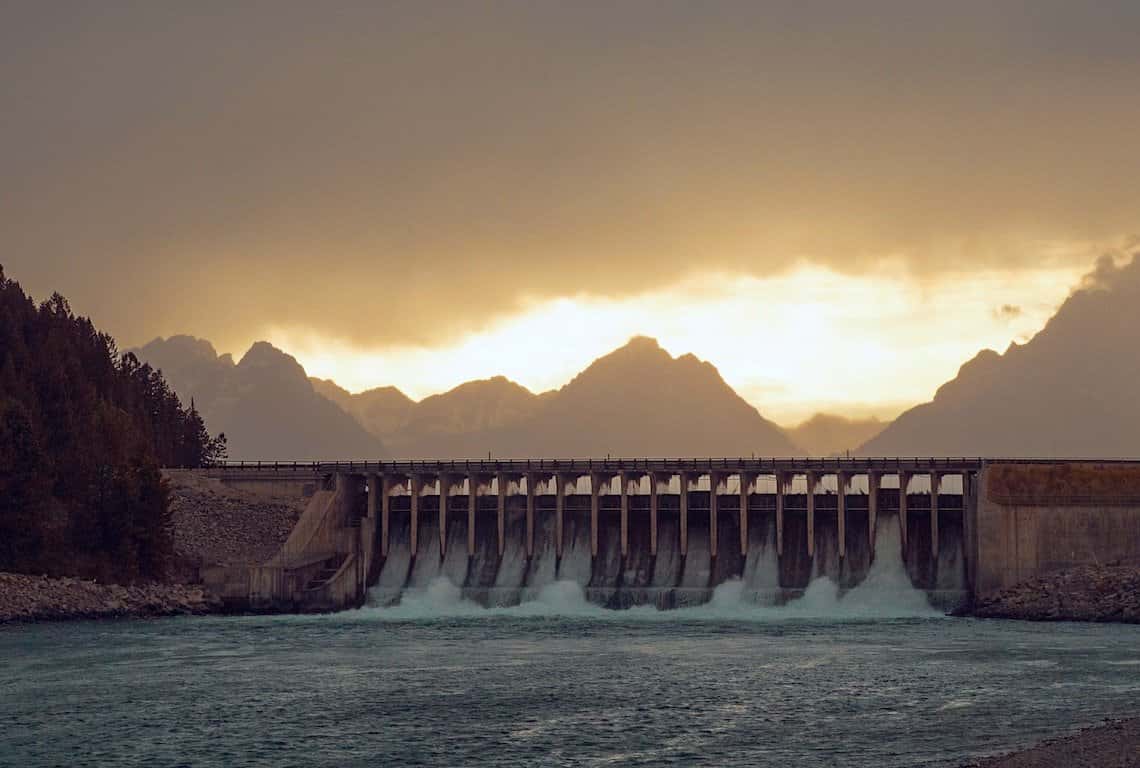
[377,337,797,457]
[134,337,385,460]
[310,378,415,437]
[785,414,888,457]
[860,254,1140,457]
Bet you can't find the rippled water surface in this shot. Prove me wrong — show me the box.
[2,601,1138,768]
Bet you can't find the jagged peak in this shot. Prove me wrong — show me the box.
[429,375,536,402]
[136,334,219,362]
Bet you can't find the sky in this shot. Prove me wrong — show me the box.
[3,2,1139,424]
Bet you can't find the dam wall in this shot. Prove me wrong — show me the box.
[973,462,1140,593]
[198,458,1140,613]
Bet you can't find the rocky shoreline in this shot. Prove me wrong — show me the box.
[0,572,222,624]
[964,718,1140,767]
[961,564,1140,623]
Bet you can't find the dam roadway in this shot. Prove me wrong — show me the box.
[194,457,1140,614]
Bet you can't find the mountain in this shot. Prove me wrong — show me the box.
[310,378,415,437]
[785,414,888,457]
[859,254,1140,457]
[375,337,797,458]
[139,335,796,459]
[133,337,385,460]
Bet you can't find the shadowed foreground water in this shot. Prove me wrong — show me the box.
[2,592,1139,768]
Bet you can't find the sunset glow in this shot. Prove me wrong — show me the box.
[264,263,1082,425]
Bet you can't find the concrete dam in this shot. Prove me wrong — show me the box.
[200,458,1140,614]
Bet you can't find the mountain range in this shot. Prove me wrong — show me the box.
[134,253,1140,460]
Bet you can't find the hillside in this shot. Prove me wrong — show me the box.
[860,254,1140,457]
[0,267,222,581]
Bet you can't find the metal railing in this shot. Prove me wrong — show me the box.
[201,456,1140,476]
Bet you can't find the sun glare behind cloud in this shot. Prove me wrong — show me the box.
[263,263,1082,425]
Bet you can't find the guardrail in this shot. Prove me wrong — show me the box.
[199,456,1001,473]
[194,457,1140,476]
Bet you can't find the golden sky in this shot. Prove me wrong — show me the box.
[3,2,1139,423]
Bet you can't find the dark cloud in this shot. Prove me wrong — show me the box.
[3,2,1140,351]
[993,304,1023,321]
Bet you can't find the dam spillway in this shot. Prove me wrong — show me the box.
[366,463,970,609]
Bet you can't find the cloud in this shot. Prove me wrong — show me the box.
[3,3,1140,351]
[993,304,1023,321]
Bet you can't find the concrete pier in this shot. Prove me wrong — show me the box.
[410,474,421,556]
[590,473,601,558]
[709,471,720,559]
[679,472,691,556]
[525,473,536,558]
[555,473,567,557]
[467,476,478,556]
[775,472,786,556]
[806,472,817,557]
[931,471,941,558]
[898,470,911,557]
[649,473,659,556]
[739,472,751,556]
[439,473,450,557]
[497,473,507,557]
[837,471,847,559]
[867,471,879,556]
[620,472,630,557]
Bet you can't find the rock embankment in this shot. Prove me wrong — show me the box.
[964,718,1140,768]
[0,572,222,624]
[167,472,305,568]
[965,564,1140,623]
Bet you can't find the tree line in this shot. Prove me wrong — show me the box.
[0,265,226,581]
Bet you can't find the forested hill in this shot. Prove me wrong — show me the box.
[0,266,225,581]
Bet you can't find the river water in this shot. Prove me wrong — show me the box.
[2,581,1139,768]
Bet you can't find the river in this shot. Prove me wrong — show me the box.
[2,581,1138,767]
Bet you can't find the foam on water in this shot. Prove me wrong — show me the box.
[362,519,939,621]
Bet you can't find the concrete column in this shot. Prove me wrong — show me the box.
[738,472,751,556]
[554,473,567,558]
[867,471,880,557]
[496,473,507,557]
[467,475,477,556]
[708,471,720,559]
[930,471,940,558]
[367,473,378,520]
[410,474,422,557]
[525,473,536,558]
[590,472,601,558]
[806,472,816,557]
[963,471,976,591]
[679,472,690,556]
[367,473,378,567]
[836,471,847,559]
[775,472,785,557]
[438,473,450,557]
[898,471,910,558]
[649,473,659,556]
[619,472,630,557]
[380,474,393,557]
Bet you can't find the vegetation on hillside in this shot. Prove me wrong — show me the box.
[0,265,225,581]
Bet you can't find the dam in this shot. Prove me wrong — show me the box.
[198,458,1140,614]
